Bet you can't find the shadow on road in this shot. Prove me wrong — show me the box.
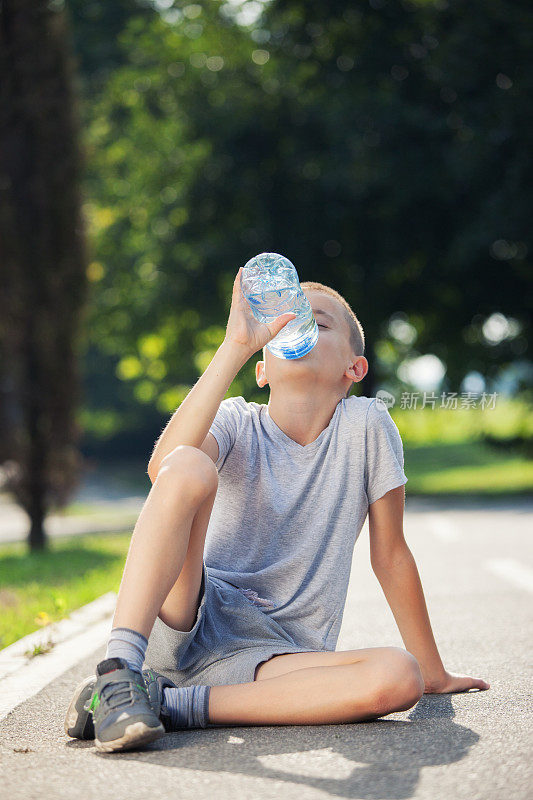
[65,694,480,798]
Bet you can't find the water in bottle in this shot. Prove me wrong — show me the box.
[241,252,319,359]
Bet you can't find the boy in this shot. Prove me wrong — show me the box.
[65,267,489,752]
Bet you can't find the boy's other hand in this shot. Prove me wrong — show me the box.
[424,669,490,694]
[224,266,297,357]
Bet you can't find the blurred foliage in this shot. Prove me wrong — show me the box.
[392,397,533,451]
[61,0,531,456]
[67,0,158,94]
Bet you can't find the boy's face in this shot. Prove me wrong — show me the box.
[255,290,367,398]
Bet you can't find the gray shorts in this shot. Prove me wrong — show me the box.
[144,561,319,686]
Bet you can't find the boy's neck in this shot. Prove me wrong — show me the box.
[266,390,343,447]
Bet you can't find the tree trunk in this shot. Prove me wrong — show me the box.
[0,0,88,553]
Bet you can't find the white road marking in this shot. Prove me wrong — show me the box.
[0,592,116,722]
[484,558,533,594]
[426,513,459,543]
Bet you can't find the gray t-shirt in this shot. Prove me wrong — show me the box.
[205,394,408,652]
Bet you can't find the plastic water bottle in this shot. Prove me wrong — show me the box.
[241,252,319,359]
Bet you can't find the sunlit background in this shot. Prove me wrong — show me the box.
[0,0,531,647]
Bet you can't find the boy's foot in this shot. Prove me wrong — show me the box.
[88,657,165,752]
[64,666,178,740]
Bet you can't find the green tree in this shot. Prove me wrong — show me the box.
[78,0,531,454]
[66,0,158,95]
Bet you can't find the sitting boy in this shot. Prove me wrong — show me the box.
[65,267,489,752]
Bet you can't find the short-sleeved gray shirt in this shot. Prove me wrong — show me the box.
[205,394,408,651]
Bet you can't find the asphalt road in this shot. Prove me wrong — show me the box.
[1,497,532,800]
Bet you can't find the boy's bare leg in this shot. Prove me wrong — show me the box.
[112,447,219,639]
[208,648,424,725]
[105,447,423,727]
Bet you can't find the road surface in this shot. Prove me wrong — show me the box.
[1,497,532,799]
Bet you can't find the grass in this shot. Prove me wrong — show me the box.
[0,532,131,650]
[405,441,533,496]
[390,398,533,496]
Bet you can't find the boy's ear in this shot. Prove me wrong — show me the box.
[256,359,269,388]
[345,356,368,385]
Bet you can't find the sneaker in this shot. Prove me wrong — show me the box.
[88,657,165,752]
[64,675,98,739]
[142,667,178,732]
[64,666,178,740]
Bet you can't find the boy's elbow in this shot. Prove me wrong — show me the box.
[371,543,413,575]
[147,461,158,483]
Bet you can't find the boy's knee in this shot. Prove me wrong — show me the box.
[157,445,218,498]
[394,656,425,710]
[370,648,424,715]
[389,648,424,703]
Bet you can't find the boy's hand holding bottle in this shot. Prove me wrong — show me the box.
[224,267,296,358]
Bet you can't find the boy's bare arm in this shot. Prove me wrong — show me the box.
[147,267,296,478]
[148,340,250,476]
[369,486,490,694]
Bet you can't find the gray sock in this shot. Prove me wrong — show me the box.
[105,627,148,674]
[162,685,211,729]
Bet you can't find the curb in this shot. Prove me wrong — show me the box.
[0,592,116,722]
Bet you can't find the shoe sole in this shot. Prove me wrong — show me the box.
[95,721,166,753]
[64,675,95,739]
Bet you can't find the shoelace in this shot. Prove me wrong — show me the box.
[99,677,147,711]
